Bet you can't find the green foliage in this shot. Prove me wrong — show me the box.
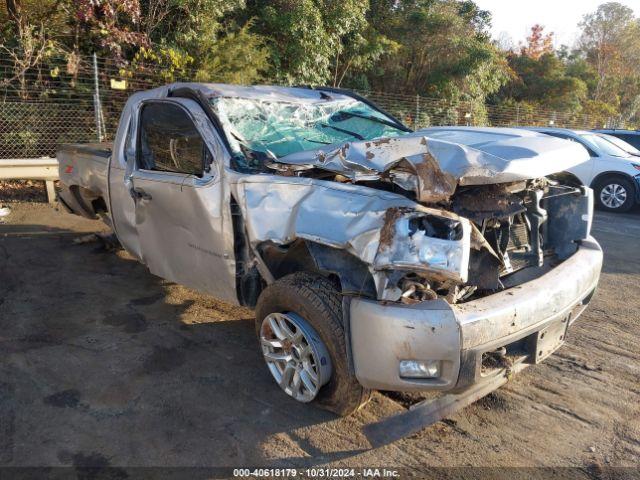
[250,1,328,84]
[194,22,270,84]
[577,2,640,124]
[500,52,588,112]
[2,0,640,127]
[111,0,269,84]
[128,46,195,82]
[366,0,511,103]
[243,0,373,85]
[141,0,246,52]
[582,99,620,127]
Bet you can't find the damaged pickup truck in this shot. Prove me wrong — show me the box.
[58,83,603,416]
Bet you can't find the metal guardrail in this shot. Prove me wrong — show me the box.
[0,157,59,203]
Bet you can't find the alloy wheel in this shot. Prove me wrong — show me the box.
[600,183,628,209]
[260,312,332,402]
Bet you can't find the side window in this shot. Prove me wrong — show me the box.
[138,102,209,176]
[544,132,597,157]
[619,134,640,150]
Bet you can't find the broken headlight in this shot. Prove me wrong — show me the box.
[374,209,471,284]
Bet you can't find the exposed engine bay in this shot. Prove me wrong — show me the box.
[258,158,592,305]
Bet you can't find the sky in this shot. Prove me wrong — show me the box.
[474,0,640,48]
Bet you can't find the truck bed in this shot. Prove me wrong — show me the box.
[57,142,112,219]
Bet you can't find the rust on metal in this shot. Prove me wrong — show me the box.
[378,207,406,249]
[412,152,458,203]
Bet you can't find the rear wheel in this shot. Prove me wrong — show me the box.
[255,272,371,416]
[594,176,635,212]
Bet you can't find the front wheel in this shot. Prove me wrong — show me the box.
[255,272,371,416]
[595,176,635,212]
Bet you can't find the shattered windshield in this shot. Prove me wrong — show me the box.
[209,95,408,160]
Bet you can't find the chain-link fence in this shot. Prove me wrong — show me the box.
[0,102,97,158]
[0,53,617,160]
[359,91,607,132]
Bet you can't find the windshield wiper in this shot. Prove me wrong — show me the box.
[304,137,333,145]
[230,132,276,168]
[331,110,408,131]
[318,122,365,140]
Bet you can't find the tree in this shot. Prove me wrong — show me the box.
[195,21,270,84]
[499,52,586,112]
[6,0,638,128]
[6,0,22,28]
[139,0,246,52]
[242,0,375,86]
[2,0,70,38]
[1,0,65,98]
[0,22,53,98]
[72,0,148,63]
[521,24,553,59]
[578,2,638,100]
[578,2,640,122]
[128,0,269,84]
[365,0,510,103]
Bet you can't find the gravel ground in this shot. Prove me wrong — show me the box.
[0,180,50,203]
[0,202,638,476]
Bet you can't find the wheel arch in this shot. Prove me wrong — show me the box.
[591,171,640,211]
[257,239,377,299]
[591,170,636,188]
[255,271,372,415]
[230,192,378,307]
[590,171,640,203]
[549,171,585,188]
[58,184,108,219]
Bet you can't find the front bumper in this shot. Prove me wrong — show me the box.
[349,236,603,392]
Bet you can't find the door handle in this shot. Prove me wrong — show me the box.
[132,188,152,200]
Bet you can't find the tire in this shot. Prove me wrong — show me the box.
[255,272,371,416]
[594,176,635,212]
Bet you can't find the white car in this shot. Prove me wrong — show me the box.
[422,126,640,213]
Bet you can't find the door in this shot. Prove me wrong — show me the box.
[129,99,238,303]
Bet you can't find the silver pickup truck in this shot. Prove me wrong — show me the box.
[57,83,603,416]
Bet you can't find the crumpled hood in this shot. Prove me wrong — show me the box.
[272,129,590,202]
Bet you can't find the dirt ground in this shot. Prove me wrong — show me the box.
[0,201,639,476]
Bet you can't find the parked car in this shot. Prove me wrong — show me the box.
[57,84,602,416]
[593,129,640,151]
[523,127,640,212]
[594,131,640,157]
